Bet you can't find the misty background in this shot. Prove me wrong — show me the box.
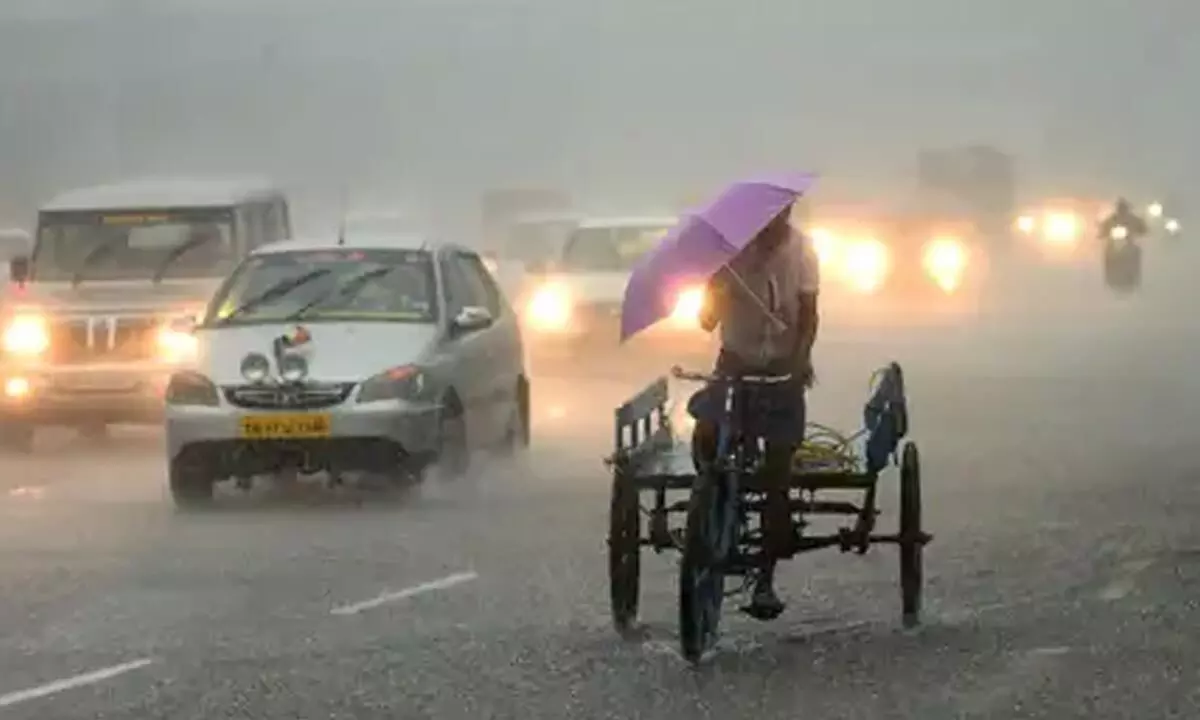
[0,0,1194,237]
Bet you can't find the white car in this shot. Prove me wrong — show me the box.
[164,233,529,508]
[515,216,708,353]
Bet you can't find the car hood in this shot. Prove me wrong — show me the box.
[197,322,439,384]
[4,279,218,316]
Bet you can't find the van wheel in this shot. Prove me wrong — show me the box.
[170,456,215,510]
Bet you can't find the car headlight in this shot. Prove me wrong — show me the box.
[842,238,889,293]
[357,365,428,403]
[165,371,218,407]
[1043,212,1080,243]
[156,325,198,363]
[2,315,49,356]
[525,284,572,331]
[1148,202,1164,218]
[1165,218,1180,233]
[1015,215,1036,234]
[1109,225,1129,241]
[922,237,966,293]
[669,286,705,326]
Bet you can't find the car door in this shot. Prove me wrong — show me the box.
[456,251,522,438]
[438,252,494,448]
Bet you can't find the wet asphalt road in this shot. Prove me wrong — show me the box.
[2,250,1199,719]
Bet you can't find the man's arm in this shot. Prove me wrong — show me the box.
[791,232,820,384]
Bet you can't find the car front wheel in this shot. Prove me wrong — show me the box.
[169,456,215,510]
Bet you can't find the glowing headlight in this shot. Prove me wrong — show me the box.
[156,326,198,363]
[809,227,840,266]
[1043,212,1080,244]
[1165,218,1181,234]
[842,238,889,293]
[1148,202,1164,218]
[525,284,572,331]
[922,237,966,293]
[2,315,49,356]
[1110,225,1129,241]
[1015,215,1036,234]
[670,286,705,326]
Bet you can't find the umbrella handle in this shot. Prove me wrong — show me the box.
[725,268,789,331]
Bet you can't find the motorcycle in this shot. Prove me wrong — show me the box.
[1102,225,1142,292]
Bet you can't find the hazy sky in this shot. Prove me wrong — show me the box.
[0,0,1194,225]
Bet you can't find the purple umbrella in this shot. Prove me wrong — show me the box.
[620,172,818,342]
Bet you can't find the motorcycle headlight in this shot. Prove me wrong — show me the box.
[669,286,705,326]
[357,365,428,403]
[165,371,218,407]
[2,315,49,356]
[1110,225,1129,241]
[525,284,572,331]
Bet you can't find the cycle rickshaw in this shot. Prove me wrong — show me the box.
[606,361,931,663]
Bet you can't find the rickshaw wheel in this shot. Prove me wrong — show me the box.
[607,470,641,636]
[679,473,727,664]
[899,442,924,628]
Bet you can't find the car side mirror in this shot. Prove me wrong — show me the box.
[9,256,29,284]
[452,305,493,333]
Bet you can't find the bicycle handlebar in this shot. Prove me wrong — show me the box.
[670,365,793,385]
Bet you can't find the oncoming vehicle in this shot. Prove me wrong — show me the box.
[0,177,290,452]
[808,206,979,324]
[519,216,710,360]
[163,235,529,508]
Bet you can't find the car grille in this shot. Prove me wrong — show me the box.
[47,316,161,364]
[223,383,356,410]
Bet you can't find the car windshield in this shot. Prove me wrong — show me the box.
[207,248,438,325]
[502,220,575,264]
[559,224,671,272]
[32,209,236,282]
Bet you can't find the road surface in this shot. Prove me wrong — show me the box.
[1,252,1198,719]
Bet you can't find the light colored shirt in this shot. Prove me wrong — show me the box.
[712,227,819,365]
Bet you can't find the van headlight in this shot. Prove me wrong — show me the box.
[156,325,198,363]
[525,284,573,331]
[669,286,705,326]
[922,237,967,293]
[3,315,49,356]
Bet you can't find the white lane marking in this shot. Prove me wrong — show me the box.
[0,658,155,708]
[331,571,478,616]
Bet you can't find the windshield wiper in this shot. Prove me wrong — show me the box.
[70,236,126,287]
[151,234,219,284]
[218,268,332,324]
[285,266,395,321]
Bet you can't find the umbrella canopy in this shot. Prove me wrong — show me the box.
[620,172,817,342]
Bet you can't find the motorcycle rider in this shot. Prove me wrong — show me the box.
[1099,197,1148,242]
[690,203,819,620]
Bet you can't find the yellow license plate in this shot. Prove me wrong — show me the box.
[239,413,332,439]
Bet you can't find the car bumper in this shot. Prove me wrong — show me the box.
[0,362,175,425]
[165,398,442,477]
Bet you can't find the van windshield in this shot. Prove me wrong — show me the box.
[32,208,237,283]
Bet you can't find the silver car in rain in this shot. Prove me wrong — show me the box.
[164,234,530,508]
